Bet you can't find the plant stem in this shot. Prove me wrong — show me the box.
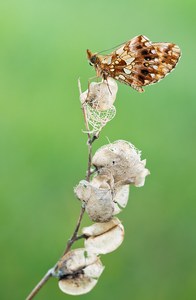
[25,81,97,300]
[62,205,86,255]
[26,269,53,300]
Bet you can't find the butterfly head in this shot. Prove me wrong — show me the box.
[87,49,99,67]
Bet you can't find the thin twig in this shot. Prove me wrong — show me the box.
[62,205,86,255]
[26,269,54,300]
[26,80,98,300]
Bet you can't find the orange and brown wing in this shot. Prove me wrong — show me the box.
[88,35,181,92]
[110,35,181,92]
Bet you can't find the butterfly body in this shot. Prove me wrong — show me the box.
[87,35,181,92]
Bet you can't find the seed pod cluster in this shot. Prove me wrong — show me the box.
[57,218,124,295]
[57,80,150,296]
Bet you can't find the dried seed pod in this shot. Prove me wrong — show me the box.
[91,176,130,214]
[57,248,97,277]
[91,174,113,189]
[113,184,130,214]
[82,217,121,236]
[74,180,114,222]
[85,104,116,133]
[80,78,118,111]
[82,217,124,254]
[92,140,150,187]
[57,248,104,295]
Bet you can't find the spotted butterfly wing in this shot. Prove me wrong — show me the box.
[87,35,181,92]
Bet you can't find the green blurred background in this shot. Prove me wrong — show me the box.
[0,0,195,299]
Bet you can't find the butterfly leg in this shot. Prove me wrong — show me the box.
[131,83,144,93]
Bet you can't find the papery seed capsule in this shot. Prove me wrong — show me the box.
[74,180,114,222]
[82,218,124,255]
[80,78,118,111]
[57,248,104,295]
[92,140,150,187]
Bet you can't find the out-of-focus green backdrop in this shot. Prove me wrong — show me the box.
[0,0,195,299]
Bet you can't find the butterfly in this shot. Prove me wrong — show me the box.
[87,35,181,92]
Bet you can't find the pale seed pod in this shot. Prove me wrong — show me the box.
[80,78,118,111]
[57,248,104,295]
[91,174,113,189]
[92,140,150,187]
[82,217,124,255]
[91,175,130,214]
[74,180,114,222]
[113,184,130,214]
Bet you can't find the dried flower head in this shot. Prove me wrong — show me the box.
[92,140,150,187]
[74,180,114,222]
[57,248,104,295]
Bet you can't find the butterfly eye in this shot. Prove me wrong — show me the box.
[90,55,97,64]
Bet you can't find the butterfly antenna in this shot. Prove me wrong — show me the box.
[97,41,127,54]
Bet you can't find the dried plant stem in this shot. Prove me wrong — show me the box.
[26,269,53,300]
[25,88,97,300]
[62,205,86,255]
